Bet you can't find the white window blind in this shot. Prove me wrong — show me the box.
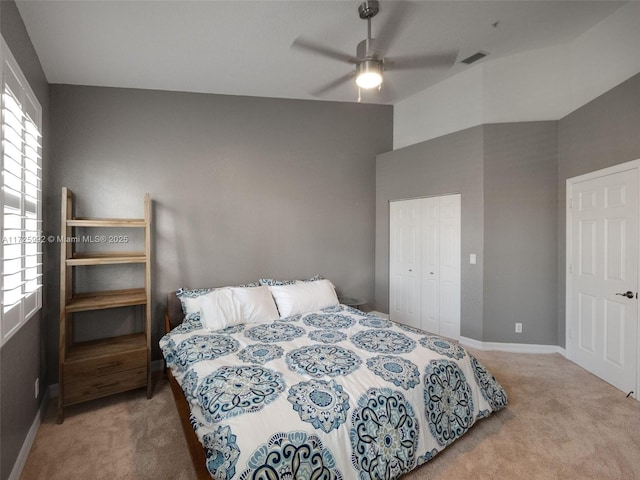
[1,37,43,346]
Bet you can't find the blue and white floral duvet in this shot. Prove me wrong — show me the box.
[160,305,508,480]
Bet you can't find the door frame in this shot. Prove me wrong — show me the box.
[565,159,640,399]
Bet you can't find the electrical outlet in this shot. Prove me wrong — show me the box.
[515,323,523,333]
[34,378,39,399]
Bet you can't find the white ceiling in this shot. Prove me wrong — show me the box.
[16,0,627,105]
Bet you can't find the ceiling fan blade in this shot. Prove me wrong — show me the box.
[310,72,355,96]
[375,1,413,55]
[384,51,458,71]
[292,37,358,64]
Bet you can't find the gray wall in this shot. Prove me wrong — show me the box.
[483,122,558,344]
[375,126,485,340]
[47,85,393,377]
[376,122,559,345]
[557,73,640,346]
[0,2,49,479]
[378,72,640,348]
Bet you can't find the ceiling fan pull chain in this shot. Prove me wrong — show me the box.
[358,87,362,103]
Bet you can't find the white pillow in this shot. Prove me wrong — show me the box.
[176,282,260,319]
[269,279,339,318]
[231,285,279,324]
[199,288,243,331]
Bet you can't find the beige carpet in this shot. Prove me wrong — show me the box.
[21,377,195,480]
[21,350,640,480]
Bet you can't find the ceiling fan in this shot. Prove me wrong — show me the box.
[292,0,457,100]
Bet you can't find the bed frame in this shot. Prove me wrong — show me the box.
[164,292,212,479]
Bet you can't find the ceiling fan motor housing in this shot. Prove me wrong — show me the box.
[357,58,383,75]
[356,38,382,61]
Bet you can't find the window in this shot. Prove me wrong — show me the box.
[1,37,43,346]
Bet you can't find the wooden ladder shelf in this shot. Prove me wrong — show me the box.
[57,187,152,423]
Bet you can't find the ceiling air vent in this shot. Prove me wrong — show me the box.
[461,51,488,65]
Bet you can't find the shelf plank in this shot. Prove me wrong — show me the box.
[66,332,147,362]
[67,218,146,227]
[67,252,147,266]
[66,288,147,312]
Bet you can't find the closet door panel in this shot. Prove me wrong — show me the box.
[422,197,440,334]
[390,199,421,328]
[439,195,461,339]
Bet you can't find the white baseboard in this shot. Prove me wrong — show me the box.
[459,335,567,356]
[375,313,566,356]
[9,386,51,480]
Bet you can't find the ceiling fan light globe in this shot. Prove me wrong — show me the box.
[355,60,383,89]
[356,71,382,89]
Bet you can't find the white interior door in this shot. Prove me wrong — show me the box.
[390,195,461,338]
[389,199,421,329]
[568,163,638,397]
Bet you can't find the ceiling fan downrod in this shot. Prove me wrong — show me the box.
[358,0,379,42]
[356,0,381,60]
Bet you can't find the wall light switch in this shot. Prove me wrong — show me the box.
[470,254,477,265]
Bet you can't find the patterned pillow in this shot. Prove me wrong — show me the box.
[259,274,323,287]
[176,282,260,319]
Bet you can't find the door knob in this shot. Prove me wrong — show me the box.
[615,291,635,299]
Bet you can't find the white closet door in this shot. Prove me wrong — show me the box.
[437,194,461,339]
[421,197,440,333]
[389,199,421,328]
[390,195,461,338]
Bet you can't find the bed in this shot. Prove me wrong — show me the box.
[161,279,507,480]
